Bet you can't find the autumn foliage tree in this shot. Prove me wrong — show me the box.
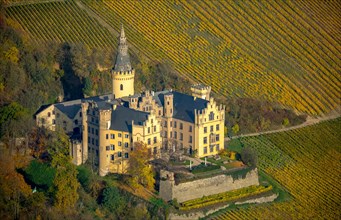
[49,129,79,211]
[127,142,155,191]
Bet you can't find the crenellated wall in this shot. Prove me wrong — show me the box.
[160,168,259,203]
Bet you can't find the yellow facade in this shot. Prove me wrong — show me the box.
[111,69,135,99]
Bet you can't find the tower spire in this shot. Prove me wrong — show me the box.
[113,24,132,72]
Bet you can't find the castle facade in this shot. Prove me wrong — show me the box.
[35,26,225,176]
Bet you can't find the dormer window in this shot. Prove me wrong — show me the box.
[120,84,123,91]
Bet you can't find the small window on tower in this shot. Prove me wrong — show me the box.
[120,84,123,91]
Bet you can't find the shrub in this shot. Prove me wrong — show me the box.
[24,160,56,190]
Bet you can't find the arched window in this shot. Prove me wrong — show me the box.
[120,84,123,91]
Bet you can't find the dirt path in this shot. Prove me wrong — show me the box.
[225,106,341,141]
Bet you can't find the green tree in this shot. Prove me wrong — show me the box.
[24,160,56,190]
[49,130,79,210]
[51,152,79,210]
[232,124,240,135]
[282,118,290,126]
[101,186,126,216]
[240,147,257,168]
[128,142,155,190]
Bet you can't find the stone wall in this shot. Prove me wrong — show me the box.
[160,168,259,203]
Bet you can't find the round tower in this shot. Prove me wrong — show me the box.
[112,25,135,99]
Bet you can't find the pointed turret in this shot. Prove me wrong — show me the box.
[111,25,135,99]
[113,25,132,72]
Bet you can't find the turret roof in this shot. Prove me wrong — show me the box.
[113,25,132,72]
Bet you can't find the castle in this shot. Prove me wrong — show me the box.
[35,26,225,176]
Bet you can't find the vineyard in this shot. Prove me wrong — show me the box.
[5,1,115,49]
[210,118,341,219]
[5,0,341,115]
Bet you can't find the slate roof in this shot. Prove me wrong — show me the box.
[110,106,150,132]
[113,25,132,72]
[157,91,208,123]
[35,94,113,119]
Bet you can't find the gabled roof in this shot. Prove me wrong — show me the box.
[157,91,209,123]
[110,106,149,132]
[35,94,114,120]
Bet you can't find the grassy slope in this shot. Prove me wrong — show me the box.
[211,118,341,219]
[5,0,341,115]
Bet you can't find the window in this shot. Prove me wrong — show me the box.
[209,112,214,121]
[174,121,177,128]
[148,138,151,145]
[79,112,82,117]
[164,121,167,127]
[95,139,98,146]
[180,133,183,141]
[180,123,183,130]
[74,119,78,125]
[56,113,60,118]
[164,131,167,138]
[154,126,156,132]
[189,125,192,132]
[151,119,153,123]
[153,137,157,144]
[48,112,51,117]
[210,145,214,153]
[91,128,94,134]
[216,134,220,142]
[148,127,150,134]
[118,152,122,157]
[106,146,110,151]
[120,84,123,90]
[204,147,207,154]
[159,110,161,115]
[118,141,122,146]
[170,132,172,138]
[52,110,55,115]
[174,131,177,139]
[203,137,207,144]
[88,138,90,143]
[111,155,115,160]
[124,142,128,148]
[170,121,172,127]
[111,134,115,139]
[204,127,207,133]
[106,134,108,139]
[189,135,192,143]
[96,129,98,136]
[216,144,220,151]
[92,138,94,145]
[180,143,183,149]
[118,133,122,137]
[210,125,214,132]
[92,110,95,115]
[124,153,129,158]
[95,118,98,124]
[125,134,129,138]
[110,144,115,150]
[216,124,220,131]
[52,119,56,125]
[91,117,94,123]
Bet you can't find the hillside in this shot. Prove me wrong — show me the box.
[211,118,341,219]
[4,0,340,115]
